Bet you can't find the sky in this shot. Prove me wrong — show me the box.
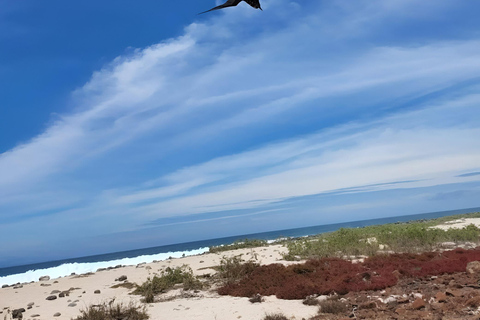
[1,0,480,267]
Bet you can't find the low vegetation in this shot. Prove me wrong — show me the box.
[262,313,289,320]
[133,265,202,303]
[218,247,480,299]
[209,239,268,253]
[283,213,480,260]
[72,302,148,320]
[214,256,259,285]
[318,296,348,314]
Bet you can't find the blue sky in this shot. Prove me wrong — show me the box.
[1,0,480,267]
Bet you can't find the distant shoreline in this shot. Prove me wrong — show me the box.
[2,206,479,282]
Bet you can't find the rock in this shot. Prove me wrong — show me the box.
[466,296,480,308]
[466,261,480,274]
[392,270,402,279]
[68,303,77,307]
[27,302,34,307]
[31,315,40,318]
[53,312,61,317]
[94,289,101,294]
[13,285,23,289]
[435,292,447,302]
[59,291,69,297]
[40,283,51,287]
[12,308,25,319]
[395,307,406,315]
[382,296,397,305]
[116,275,127,281]
[412,298,426,310]
[359,301,377,309]
[50,290,61,294]
[1,284,9,288]
[39,276,50,281]
[46,295,57,300]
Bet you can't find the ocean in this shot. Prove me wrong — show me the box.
[1,207,479,286]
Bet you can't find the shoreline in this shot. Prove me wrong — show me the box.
[2,212,480,320]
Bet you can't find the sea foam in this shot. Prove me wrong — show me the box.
[0,247,208,286]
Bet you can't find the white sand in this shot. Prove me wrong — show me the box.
[431,217,480,231]
[0,245,317,320]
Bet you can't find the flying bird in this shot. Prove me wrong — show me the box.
[200,0,262,14]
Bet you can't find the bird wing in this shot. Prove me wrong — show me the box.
[243,0,262,10]
[199,0,242,14]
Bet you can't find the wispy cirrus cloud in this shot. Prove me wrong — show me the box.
[1,0,480,264]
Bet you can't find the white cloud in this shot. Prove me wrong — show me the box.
[1,0,480,251]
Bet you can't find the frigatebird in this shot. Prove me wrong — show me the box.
[200,0,262,14]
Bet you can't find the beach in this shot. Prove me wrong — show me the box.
[0,244,318,320]
[1,217,480,320]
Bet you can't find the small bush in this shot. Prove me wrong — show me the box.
[303,296,319,306]
[216,256,259,284]
[133,265,202,302]
[262,313,289,320]
[73,302,148,320]
[249,293,264,303]
[318,297,348,314]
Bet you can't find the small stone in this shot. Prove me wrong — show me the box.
[50,290,61,294]
[53,312,61,317]
[13,285,23,289]
[12,308,25,319]
[435,292,447,302]
[46,295,57,300]
[412,297,426,310]
[68,303,77,307]
[39,276,50,281]
[392,270,401,279]
[1,284,9,288]
[395,307,406,315]
[94,289,101,294]
[116,275,127,281]
[40,283,51,287]
[397,297,409,304]
[359,301,377,309]
[466,296,480,308]
[31,315,40,318]
[466,261,480,274]
[27,302,34,307]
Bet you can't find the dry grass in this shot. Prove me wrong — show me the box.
[72,302,148,320]
[318,297,348,314]
[263,313,289,320]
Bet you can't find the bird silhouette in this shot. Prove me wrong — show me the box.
[200,0,262,14]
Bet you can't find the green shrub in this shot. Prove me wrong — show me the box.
[72,302,148,320]
[215,256,259,284]
[209,239,268,253]
[133,265,202,302]
[284,213,480,260]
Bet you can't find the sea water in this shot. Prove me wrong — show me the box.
[1,207,479,286]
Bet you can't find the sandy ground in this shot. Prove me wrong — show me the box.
[3,218,480,320]
[431,217,480,231]
[0,244,317,320]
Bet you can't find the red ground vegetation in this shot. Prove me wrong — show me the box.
[218,247,480,299]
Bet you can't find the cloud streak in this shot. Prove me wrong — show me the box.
[1,0,480,263]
